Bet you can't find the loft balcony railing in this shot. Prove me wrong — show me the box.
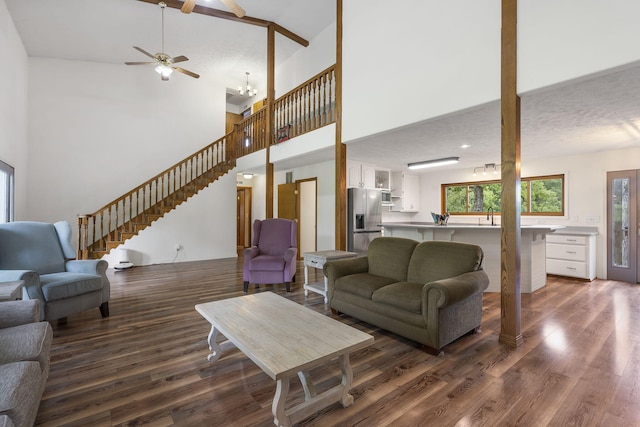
[78,64,336,259]
[235,64,336,155]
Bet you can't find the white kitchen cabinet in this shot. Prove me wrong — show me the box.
[389,172,420,212]
[546,227,597,280]
[347,160,390,190]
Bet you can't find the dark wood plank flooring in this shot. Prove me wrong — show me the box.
[34,258,640,426]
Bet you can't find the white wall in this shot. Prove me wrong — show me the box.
[27,57,236,266]
[275,21,336,96]
[519,0,640,93]
[342,0,640,144]
[0,0,28,218]
[398,147,640,280]
[342,0,501,143]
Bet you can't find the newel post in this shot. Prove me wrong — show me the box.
[77,215,89,260]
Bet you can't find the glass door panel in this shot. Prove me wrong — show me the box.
[607,170,638,283]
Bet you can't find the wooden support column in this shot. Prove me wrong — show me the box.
[265,24,275,218]
[500,0,523,348]
[334,0,346,250]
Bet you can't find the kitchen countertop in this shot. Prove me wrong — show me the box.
[381,222,565,231]
[549,226,598,235]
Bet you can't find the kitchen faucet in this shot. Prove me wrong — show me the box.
[487,207,495,226]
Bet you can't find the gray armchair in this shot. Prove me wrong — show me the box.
[0,221,110,321]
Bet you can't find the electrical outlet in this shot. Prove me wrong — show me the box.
[585,215,600,223]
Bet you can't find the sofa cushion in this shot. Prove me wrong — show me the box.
[0,361,41,427]
[247,255,285,271]
[372,282,424,314]
[407,241,483,284]
[367,237,418,283]
[0,322,52,371]
[40,272,103,301]
[335,273,397,299]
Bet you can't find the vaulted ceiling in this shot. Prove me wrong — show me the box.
[6,0,640,173]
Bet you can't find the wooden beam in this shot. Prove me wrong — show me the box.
[335,0,346,251]
[265,24,275,219]
[499,0,523,348]
[137,0,309,47]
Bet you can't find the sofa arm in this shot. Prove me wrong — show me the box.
[0,300,40,328]
[243,246,259,260]
[422,270,490,310]
[65,259,107,275]
[323,256,369,283]
[0,270,43,301]
[284,247,297,262]
[323,257,369,301]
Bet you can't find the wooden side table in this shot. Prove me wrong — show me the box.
[303,250,357,303]
[0,280,25,301]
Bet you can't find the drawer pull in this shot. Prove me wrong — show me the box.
[566,267,577,270]
[566,251,577,254]
[566,239,577,242]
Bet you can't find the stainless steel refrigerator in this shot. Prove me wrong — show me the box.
[347,188,382,255]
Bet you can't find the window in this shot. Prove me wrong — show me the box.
[442,174,564,216]
[0,160,15,223]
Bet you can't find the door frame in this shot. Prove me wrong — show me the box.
[277,178,317,259]
[237,186,252,255]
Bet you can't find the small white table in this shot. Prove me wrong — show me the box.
[303,250,357,303]
[195,292,373,427]
[0,280,24,301]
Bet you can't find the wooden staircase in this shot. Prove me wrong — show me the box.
[78,136,235,259]
[78,64,337,260]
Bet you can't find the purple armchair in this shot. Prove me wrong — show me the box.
[243,218,297,293]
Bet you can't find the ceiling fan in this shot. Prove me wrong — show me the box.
[181,0,246,17]
[125,2,200,81]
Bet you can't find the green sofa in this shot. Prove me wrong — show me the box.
[324,237,489,354]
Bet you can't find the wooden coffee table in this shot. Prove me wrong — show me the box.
[195,292,374,427]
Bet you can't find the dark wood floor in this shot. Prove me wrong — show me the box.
[34,258,640,426]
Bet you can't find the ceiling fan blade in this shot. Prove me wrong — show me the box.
[171,55,189,64]
[173,66,200,79]
[181,0,196,14]
[133,46,157,60]
[220,0,246,17]
[125,61,155,65]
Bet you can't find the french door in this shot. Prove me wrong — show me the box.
[607,170,639,283]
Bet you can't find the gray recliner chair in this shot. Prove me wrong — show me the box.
[0,221,110,321]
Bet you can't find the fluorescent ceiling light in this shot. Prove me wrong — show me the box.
[408,157,460,170]
[242,173,253,179]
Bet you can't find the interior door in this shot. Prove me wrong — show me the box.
[236,187,251,255]
[278,180,317,259]
[278,182,297,221]
[607,170,639,283]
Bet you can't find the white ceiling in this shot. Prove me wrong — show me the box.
[6,0,640,174]
[347,63,640,172]
[5,0,333,96]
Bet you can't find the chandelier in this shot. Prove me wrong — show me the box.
[238,72,257,97]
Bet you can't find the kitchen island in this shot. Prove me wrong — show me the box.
[381,222,563,293]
